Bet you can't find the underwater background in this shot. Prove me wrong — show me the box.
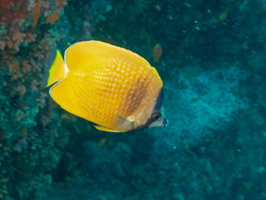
[0,0,266,199]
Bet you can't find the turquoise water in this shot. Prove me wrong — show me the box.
[0,0,266,199]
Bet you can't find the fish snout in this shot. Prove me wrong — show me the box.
[163,118,168,127]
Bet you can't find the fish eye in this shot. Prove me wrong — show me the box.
[151,112,161,121]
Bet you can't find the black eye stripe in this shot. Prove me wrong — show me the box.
[153,115,160,120]
[154,89,164,110]
[151,112,161,121]
[141,111,162,128]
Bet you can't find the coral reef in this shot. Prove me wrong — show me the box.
[0,0,68,199]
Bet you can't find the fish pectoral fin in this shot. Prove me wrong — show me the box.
[116,115,135,130]
[116,115,134,123]
[94,125,121,133]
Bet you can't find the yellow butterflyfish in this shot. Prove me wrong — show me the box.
[47,40,167,132]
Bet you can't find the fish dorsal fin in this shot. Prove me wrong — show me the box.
[65,40,151,71]
[150,66,162,79]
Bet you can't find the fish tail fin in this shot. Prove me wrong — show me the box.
[46,50,66,87]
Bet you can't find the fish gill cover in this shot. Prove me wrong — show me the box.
[0,0,266,200]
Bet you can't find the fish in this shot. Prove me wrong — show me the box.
[153,44,163,62]
[47,40,167,132]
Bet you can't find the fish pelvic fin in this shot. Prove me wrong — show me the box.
[94,115,135,133]
[94,125,122,133]
[47,50,67,87]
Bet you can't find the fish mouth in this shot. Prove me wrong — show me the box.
[163,118,168,127]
